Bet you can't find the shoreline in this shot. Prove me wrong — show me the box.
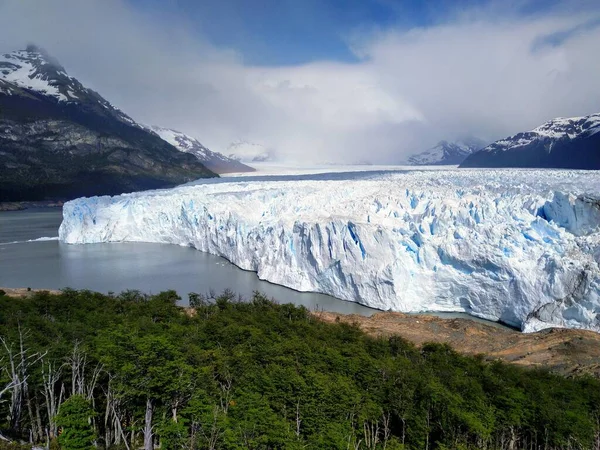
[0,201,64,212]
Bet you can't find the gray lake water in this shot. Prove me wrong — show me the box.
[0,208,376,314]
[0,208,509,327]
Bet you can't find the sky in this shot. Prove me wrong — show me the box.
[0,0,599,163]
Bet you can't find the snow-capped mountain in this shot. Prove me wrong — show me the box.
[0,45,138,126]
[149,126,254,174]
[407,138,486,165]
[0,46,216,201]
[461,113,600,169]
[60,169,600,333]
[227,141,273,163]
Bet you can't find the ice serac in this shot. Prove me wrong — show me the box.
[59,169,600,333]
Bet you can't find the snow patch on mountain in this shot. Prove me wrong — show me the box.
[149,126,254,174]
[0,45,140,127]
[407,138,486,165]
[60,169,600,333]
[482,114,600,152]
[0,79,17,95]
[150,126,211,158]
[0,49,67,101]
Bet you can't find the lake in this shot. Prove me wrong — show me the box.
[0,208,376,314]
[0,206,510,327]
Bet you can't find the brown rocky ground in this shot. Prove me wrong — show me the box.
[0,287,61,297]
[314,311,600,377]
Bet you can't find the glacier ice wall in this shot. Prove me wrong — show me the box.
[59,169,600,332]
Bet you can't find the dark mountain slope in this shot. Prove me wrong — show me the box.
[149,126,254,174]
[461,114,600,169]
[0,46,216,201]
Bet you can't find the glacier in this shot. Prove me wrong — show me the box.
[59,169,600,332]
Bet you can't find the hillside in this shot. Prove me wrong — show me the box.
[317,311,600,377]
[461,113,600,169]
[0,46,216,201]
[149,126,254,174]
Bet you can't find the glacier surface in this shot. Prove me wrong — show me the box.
[59,169,600,332]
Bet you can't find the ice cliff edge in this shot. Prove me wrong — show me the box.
[59,169,600,333]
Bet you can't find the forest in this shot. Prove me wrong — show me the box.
[0,288,599,450]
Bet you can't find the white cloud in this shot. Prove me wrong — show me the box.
[0,0,599,163]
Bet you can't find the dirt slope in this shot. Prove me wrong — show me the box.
[315,311,600,377]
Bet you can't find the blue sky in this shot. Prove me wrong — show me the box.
[128,0,569,65]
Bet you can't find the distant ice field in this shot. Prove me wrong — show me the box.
[222,162,458,178]
[60,167,600,332]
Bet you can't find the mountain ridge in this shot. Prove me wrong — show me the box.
[149,126,254,174]
[407,138,486,165]
[0,46,217,201]
[460,113,600,169]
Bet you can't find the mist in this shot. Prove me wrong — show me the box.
[1,0,599,163]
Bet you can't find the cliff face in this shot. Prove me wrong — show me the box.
[0,47,216,201]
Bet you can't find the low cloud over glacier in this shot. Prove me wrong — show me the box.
[1,0,599,162]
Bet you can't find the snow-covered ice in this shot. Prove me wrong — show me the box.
[59,169,600,332]
[223,162,454,178]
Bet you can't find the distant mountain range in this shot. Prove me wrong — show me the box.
[2,45,599,202]
[0,45,217,202]
[461,113,600,169]
[148,126,254,174]
[407,138,486,165]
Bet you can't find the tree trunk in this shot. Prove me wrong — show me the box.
[143,398,153,450]
[295,400,301,438]
[42,361,64,439]
[26,392,40,442]
[109,402,130,450]
[104,390,112,447]
[35,400,43,444]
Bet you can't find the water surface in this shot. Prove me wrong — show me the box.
[0,208,510,328]
[0,208,375,315]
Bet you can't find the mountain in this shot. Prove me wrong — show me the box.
[407,138,486,165]
[149,126,254,174]
[0,45,216,202]
[460,113,600,169]
[227,141,273,163]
